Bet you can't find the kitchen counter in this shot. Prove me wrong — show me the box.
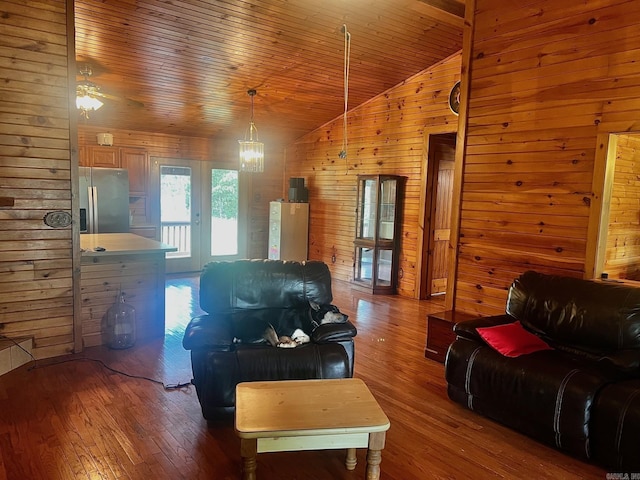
[81,233,176,256]
[79,233,177,348]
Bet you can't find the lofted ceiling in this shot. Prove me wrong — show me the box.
[74,0,464,145]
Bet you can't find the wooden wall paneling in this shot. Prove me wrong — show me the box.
[285,53,462,297]
[452,0,640,315]
[0,0,75,359]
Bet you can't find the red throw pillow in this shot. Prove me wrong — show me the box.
[476,321,552,357]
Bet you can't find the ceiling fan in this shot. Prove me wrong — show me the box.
[76,64,144,118]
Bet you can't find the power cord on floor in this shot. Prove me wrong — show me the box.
[0,334,192,391]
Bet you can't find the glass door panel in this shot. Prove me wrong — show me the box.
[354,246,374,285]
[159,161,201,273]
[210,169,239,256]
[199,165,248,266]
[379,179,397,240]
[356,178,377,239]
[375,248,393,286]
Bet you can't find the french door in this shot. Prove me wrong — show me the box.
[154,158,248,273]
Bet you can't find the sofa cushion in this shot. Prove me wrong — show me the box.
[506,271,640,354]
[446,337,619,460]
[476,321,552,357]
[591,379,640,470]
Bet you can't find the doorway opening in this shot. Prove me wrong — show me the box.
[592,132,640,281]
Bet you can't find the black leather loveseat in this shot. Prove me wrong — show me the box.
[445,271,640,471]
[183,259,357,420]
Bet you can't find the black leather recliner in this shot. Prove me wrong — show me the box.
[183,259,357,420]
[445,271,640,471]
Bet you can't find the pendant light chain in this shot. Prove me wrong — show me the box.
[339,25,351,164]
[249,89,256,140]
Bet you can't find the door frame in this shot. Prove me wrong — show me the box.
[416,129,457,300]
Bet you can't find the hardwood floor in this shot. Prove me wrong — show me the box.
[0,275,606,479]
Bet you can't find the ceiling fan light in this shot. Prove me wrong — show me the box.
[76,66,104,118]
[76,94,104,111]
[239,89,264,173]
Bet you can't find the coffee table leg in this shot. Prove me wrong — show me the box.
[240,438,257,480]
[345,448,357,470]
[365,431,386,480]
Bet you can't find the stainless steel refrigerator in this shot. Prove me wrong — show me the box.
[79,167,130,233]
[268,201,309,261]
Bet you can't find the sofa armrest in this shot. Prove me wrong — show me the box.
[453,314,515,342]
[182,314,234,351]
[312,320,357,343]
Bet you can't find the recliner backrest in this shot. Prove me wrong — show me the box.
[506,270,640,352]
[199,259,333,314]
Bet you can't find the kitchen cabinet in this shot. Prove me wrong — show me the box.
[79,146,120,168]
[120,147,149,197]
[353,174,405,294]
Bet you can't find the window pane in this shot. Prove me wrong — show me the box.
[211,169,239,256]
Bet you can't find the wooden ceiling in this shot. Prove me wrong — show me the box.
[74,0,464,145]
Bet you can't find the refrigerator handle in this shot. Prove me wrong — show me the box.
[89,186,98,234]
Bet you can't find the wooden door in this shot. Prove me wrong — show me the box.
[430,155,454,294]
[425,134,456,296]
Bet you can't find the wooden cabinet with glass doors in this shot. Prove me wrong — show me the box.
[353,175,405,294]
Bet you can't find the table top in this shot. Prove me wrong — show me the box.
[235,378,390,438]
[81,233,177,256]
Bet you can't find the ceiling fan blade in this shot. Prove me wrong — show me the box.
[97,91,145,108]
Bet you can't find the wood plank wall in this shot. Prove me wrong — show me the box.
[78,126,284,259]
[455,0,640,315]
[285,53,461,297]
[0,0,74,359]
[604,134,640,280]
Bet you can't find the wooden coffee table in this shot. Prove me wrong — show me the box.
[235,378,390,480]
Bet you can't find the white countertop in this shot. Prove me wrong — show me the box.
[81,233,177,256]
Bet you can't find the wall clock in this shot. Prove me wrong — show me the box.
[449,81,461,115]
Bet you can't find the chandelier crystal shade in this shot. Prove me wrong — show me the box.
[238,89,264,173]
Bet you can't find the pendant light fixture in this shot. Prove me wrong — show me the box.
[238,89,264,173]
